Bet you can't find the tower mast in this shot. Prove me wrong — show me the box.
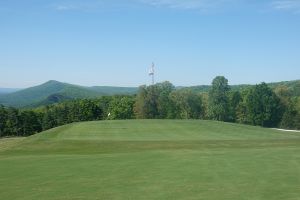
[149,62,155,85]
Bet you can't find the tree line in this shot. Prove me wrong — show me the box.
[0,96,135,137]
[0,76,299,137]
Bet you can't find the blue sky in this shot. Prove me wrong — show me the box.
[0,0,300,88]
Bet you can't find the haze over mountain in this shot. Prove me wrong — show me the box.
[0,88,21,95]
[0,80,138,108]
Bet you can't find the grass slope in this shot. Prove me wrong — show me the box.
[1,120,300,200]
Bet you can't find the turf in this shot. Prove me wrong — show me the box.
[1,120,300,200]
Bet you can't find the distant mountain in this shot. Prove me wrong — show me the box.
[89,86,138,95]
[180,80,300,95]
[30,93,74,108]
[0,88,21,95]
[0,79,299,108]
[0,80,138,108]
[179,84,253,93]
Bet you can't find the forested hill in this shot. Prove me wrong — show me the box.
[89,86,138,96]
[0,77,299,138]
[180,80,300,95]
[0,79,299,108]
[0,80,138,108]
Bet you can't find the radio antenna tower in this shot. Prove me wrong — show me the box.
[148,62,155,85]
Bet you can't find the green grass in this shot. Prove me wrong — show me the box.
[1,120,300,200]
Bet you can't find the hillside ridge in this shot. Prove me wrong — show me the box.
[0,80,138,107]
[0,79,299,108]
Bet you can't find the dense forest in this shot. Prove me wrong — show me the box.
[0,76,299,137]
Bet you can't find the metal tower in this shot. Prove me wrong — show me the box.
[149,62,155,85]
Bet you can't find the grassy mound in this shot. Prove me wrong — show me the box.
[1,120,300,200]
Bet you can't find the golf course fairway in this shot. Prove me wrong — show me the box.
[1,119,300,200]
